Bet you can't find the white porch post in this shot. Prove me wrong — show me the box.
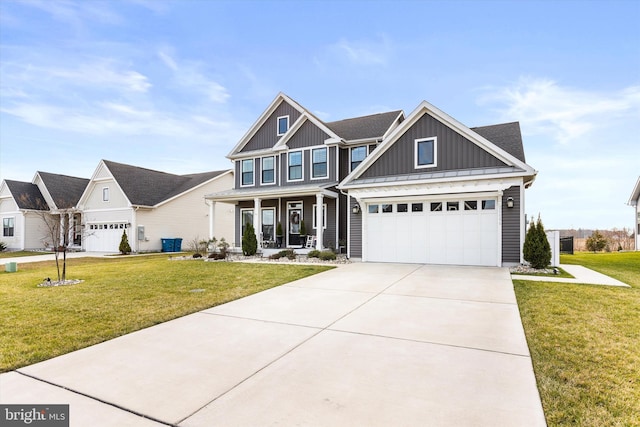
[254,197,261,244]
[67,212,73,247]
[315,193,324,250]
[207,200,216,240]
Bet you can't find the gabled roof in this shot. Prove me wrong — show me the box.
[102,160,229,207]
[340,100,537,189]
[36,172,89,209]
[628,176,640,206]
[326,110,403,142]
[471,122,526,163]
[4,180,49,210]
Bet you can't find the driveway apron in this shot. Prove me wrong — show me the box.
[1,263,546,426]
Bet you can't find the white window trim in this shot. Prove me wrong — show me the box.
[240,159,255,187]
[260,156,276,186]
[310,147,328,180]
[414,137,438,169]
[350,145,369,171]
[287,150,304,182]
[240,208,254,234]
[312,203,327,230]
[102,187,109,202]
[2,216,15,237]
[261,207,276,239]
[277,115,289,136]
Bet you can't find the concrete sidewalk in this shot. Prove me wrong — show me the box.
[1,263,546,426]
[0,252,115,265]
[512,264,630,287]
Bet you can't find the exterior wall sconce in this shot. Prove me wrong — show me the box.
[506,197,514,208]
[352,203,361,214]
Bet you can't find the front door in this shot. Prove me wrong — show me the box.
[287,202,302,247]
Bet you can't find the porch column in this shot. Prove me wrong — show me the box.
[254,197,261,244]
[206,200,216,240]
[67,212,74,247]
[315,193,324,250]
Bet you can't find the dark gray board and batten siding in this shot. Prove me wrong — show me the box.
[240,101,302,153]
[501,186,522,264]
[361,114,508,179]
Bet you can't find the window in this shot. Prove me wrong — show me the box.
[241,159,254,186]
[412,203,423,212]
[397,203,408,213]
[368,204,379,214]
[102,187,109,202]
[447,201,459,211]
[351,146,367,171]
[288,151,302,181]
[312,204,327,229]
[464,201,478,210]
[415,137,437,168]
[241,209,254,237]
[277,116,289,136]
[382,204,393,213]
[430,202,442,212]
[482,200,496,210]
[3,218,14,237]
[262,209,275,240]
[261,156,275,184]
[311,148,328,178]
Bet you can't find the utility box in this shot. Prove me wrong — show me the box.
[5,262,18,273]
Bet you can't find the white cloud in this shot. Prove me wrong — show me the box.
[478,77,640,144]
[321,35,392,67]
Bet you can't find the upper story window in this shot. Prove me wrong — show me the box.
[288,151,303,181]
[350,146,367,171]
[277,116,289,136]
[261,156,275,184]
[241,159,254,186]
[311,148,328,179]
[3,217,14,237]
[415,137,437,168]
[102,187,109,202]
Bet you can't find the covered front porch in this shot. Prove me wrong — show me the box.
[205,185,340,252]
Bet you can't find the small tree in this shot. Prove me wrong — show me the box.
[242,222,258,256]
[523,215,551,269]
[119,230,131,255]
[586,230,607,253]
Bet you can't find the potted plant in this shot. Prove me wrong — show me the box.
[275,222,283,248]
[299,220,307,246]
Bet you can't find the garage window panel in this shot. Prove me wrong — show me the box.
[368,204,379,214]
[412,203,423,212]
[382,204,393,213]
[447,201,459,211]
[482,200,496,210]
[464,201,478,210]
[430,202,442,212]
[397,203,408,213]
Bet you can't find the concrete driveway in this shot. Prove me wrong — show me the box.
[1,263,546,426]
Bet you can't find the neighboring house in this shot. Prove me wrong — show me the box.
[77,160,234,252]
[206,93,537,266]
[628,176,640,250]
[0,172,89,250]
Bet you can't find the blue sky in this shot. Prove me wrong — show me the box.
[1,0,638,230]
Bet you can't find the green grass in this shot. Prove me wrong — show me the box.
[514,251,640,426]
[0,251,53,258]
[0,255,332,372]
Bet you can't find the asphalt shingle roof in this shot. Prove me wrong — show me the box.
[37,172,89,209]
[5,180,49,210]
[471,122,526,163]
[326,110,403,141]
[103,160,228,207]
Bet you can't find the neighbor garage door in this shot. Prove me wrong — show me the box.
[365,197,499,266]
[85,222,129,252]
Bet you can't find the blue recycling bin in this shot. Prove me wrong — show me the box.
[174,238,183,252]
[161,238,175,252]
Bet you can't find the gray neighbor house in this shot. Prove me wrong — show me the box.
[206,93,537,267]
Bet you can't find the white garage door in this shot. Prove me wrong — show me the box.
[85,223,129,252]
[365,198,499,266]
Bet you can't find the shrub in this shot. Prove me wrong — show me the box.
[119,230,131,255]
[0,241,6,252]
[242,222,258,256]
[192,253,203,259]
[307,249,321,258]
[271,249,296,260]
[318,250,336,261]
[586,230,608,252]
[523,215,551,269]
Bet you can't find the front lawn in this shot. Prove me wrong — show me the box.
[0,255,332,372]
[514,251,640,426]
